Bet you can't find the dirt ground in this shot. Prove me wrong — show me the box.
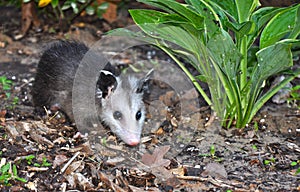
[0,5,300,192]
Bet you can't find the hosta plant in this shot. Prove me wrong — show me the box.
[110,0,300,128]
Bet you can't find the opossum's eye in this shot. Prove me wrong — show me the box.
[113,111,122,120]
[136,111,142,121]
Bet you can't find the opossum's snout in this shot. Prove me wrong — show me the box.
[122,133,140,146]
[128,140,139,146]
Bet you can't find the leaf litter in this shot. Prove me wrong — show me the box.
[0,9,299,191]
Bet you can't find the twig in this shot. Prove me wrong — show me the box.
[61,151,80,173]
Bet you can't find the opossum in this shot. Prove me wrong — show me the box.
[32,41,152,146]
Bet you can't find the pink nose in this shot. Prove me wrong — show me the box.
[127,139,140,146]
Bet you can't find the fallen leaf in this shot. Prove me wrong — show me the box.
[73,172,94,190]
[65,161,83,175]
[53,155,68,169]
[21,1,41,36]
[26,181,37,191]
[0,109,6,123]
[141,145,171,168]
[99,171,126,192]
[201,163,228,180]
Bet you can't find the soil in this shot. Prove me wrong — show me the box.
[0,4,300,192]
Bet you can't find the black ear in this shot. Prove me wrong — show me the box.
[97,70,118,99]
[136,69,154,94]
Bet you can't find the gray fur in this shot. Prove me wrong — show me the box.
[32,41,151,146]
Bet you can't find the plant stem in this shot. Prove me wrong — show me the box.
[239,35,248,111]
[158,45,212,106]
[248,75,297,124]
[239,36,247,91]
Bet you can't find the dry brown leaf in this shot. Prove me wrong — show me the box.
[0,109,6,123]
[21,1,41,37]
[73,172,95,190]
[97,0,119,23]
[65,161,83,175]
[29,131,54,147]
[141,145,171,168]
[99,171,126,192]
[53,155,68,169]
[171,166,185,176]
[74,141,94,156]
[4,124,19,140]
[106,156,126,166]
[201,163,228,180]
[53,137,67,144]
[26,181,37,191]
[129,185,161,192]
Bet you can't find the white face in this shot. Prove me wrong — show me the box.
[100,77,146,146]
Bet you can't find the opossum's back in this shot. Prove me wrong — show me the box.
[32,41,89,108]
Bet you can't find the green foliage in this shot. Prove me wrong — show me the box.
[0,76,13,92]
[0,76,19,109]
[58,0,108,18]
[24,155,52,167]
[287,85,300,108]
[291,161,298,166]
[25,154,35,165]
[0,0,22,7]
[210,145,215,158]
[0,162,27,186]
[0,0,110,26]
[109,0,300,128]
[34,157,52,167]
[264,157,275,165]
[291,160,300,175]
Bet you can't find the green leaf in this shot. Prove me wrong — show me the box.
[251,7,284,32]
[51,0,59,8]
[12,165,17,176]
[235,0,259,22]
[96,3,109,17]
[209,0,238,21]
[289,5,300,39]
[264,160,271,165]
[291,161,298,166]
[85,5,95,15]
[296,168,300,175]
[15,176,27,183]
[98,2,109,10]
[255,42,293,81]
[186,0,225,35]
[71,2,79,14]
[130,10,201,52]
[159,14,189,24]
[249,7,284,47]
[130,9,167,24]
[207,30,241,79]
[61,2,71,10]
[137,0,204,29]
[225,20,255,36]
[1,163,10,173]
[260,5,300,48]
[210,145,215,156]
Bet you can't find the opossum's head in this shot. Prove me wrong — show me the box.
[97,70,152,146]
